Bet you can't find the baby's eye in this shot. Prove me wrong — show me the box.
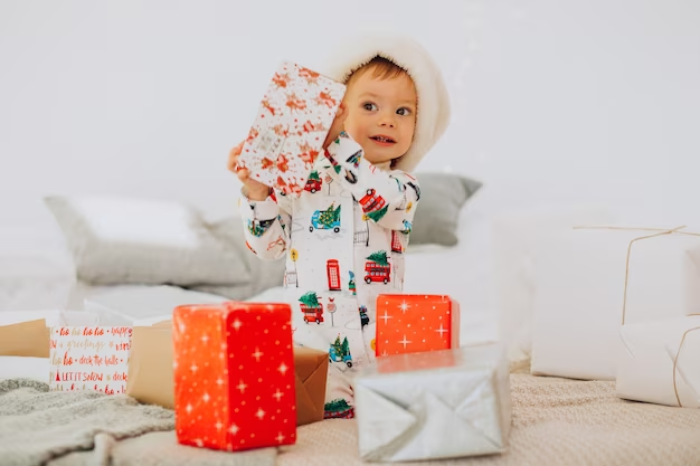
[362,102,378,111]
[397,107,412,116]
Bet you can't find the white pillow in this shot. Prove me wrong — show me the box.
[490,205,615,364]
[44,196,250,287]
[0,227,75,311]
[83,285,229,326]
[405,201,497,347]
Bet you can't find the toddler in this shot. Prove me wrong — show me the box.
[228,32,450,418]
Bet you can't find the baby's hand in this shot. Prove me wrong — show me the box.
[323,103,348,149]
[227,142,271,201]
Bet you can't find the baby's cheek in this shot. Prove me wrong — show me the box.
[343,119,363,142]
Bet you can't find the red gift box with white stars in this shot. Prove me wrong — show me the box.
[375,295,461,357]
[172,302,296,452]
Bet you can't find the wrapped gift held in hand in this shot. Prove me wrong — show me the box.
[237,62,346,196]
[375,294,460,357]
[173,303,296,451]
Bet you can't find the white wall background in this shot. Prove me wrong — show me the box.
[1,0,699,236]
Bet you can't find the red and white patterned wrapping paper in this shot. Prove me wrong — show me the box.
[238,62,346,196]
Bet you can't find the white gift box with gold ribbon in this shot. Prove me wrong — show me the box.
[531,226,700,380]
[617,315,700,408]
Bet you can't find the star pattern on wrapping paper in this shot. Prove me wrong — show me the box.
[172,302,297,450]
[377,296,457,355]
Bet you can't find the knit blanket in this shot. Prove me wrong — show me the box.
[277,373,700,466]
[0,379,276,466]
[5,374,700,466]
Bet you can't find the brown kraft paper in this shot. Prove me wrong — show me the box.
[0,319,50,357]
[126,324,174,408]
[126,322,328,425]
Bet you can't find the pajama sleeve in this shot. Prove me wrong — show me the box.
[323,132,420,233]
[238,187,292,260]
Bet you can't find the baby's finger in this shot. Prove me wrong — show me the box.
[231,141,244,156]
[237,168,251,182]
[227,143,245,172]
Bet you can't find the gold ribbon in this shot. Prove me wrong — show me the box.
[572,225,700,325]
[672,325,700,408]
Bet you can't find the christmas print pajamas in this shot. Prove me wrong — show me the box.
[239,132,420,418]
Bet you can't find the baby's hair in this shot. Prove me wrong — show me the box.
[345,56,408,85]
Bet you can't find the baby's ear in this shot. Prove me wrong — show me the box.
[336,102,348,124]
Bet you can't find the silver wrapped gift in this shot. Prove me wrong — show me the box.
[353,344,511,462]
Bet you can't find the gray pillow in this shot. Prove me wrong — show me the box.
[190,217,286,299]
[409,173,482,247]
[44,196,251,287]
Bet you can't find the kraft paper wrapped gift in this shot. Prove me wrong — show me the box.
[616,315,700,408]
[237,61,346,196]
[126,320,328,426]
[0,319,50,357]
[531,227,700,380]
[292,346,328,426]
[126,320,174,408]
[353,343,511,463]
[0,310,100,359]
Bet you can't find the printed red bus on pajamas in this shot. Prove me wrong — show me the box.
[299,291,324,324]
[364,251,391,284]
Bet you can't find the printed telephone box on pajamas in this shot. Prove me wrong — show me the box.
[327,259,341,291]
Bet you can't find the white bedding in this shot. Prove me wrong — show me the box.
[0,228,75,311]
[0,198,497,363]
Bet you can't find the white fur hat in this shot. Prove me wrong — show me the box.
[321,32,451,173]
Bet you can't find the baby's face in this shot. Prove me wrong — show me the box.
[342,70,417,166]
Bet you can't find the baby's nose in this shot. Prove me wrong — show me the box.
[378,114,396,127]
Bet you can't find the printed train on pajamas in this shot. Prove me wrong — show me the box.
[172,303,297,452]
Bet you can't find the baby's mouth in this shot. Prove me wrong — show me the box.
[370,135,396,144]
